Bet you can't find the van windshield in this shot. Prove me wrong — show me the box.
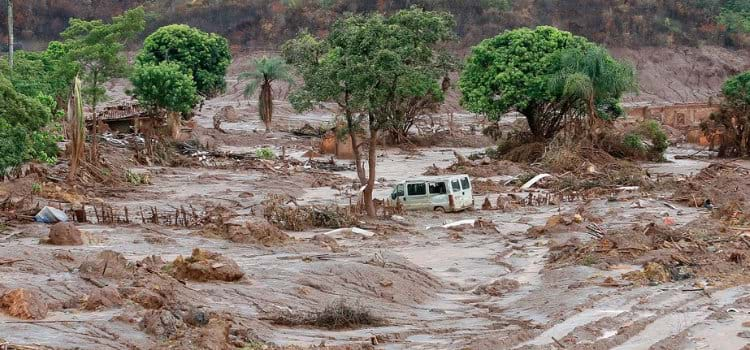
[461,177,471,190]
[429,182,447,195]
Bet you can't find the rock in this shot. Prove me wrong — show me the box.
[473,278,521,297]
[83,286,123,310]
[45,222,84,245]
[79,250,132,279]
[170,248,245,282]
[140,309,181,339]
[0,289,48,319]
[183,307,209,327]
[738,331,750,339]
[312,234,344,252]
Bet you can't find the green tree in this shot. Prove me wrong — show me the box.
[460,26,635,139]
[703,71,750,156]
[137,24,231,98]
[130,62,199,115]
[240,56,294,132]
[283,32,370,185]
[284,7,457,216]
[61,6,146,160]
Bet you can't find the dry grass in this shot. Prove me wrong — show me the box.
[271,299,384,330]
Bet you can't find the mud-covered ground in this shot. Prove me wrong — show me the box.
[2,71,750,350]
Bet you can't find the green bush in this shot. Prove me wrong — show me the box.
[0,120,30,175]
[255,147,276,160]
[623,133,645,151]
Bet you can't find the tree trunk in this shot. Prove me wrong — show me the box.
[346,111,367,186]
[364,127,378,217]
[7,0,12,70]
[90,71,99,162]
[259,80,273,132]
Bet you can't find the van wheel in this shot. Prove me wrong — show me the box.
[434,206,446,213]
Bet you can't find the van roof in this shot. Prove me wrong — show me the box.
[398,174,471,183]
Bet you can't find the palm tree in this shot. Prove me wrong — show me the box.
[549,46,636,125]
[240,56,294,132]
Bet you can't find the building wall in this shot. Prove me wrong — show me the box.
[625,102,720,145]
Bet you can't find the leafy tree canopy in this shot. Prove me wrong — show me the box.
[547,45,637,121]
[0,75,53,130]
[460,26,590,120]
[460,26,636,138]
[722,70,750,105]
[61,6,146,106]
[130,62,199,115]
[137,24,231,97]
[0,42,78,102]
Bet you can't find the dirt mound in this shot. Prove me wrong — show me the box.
[473,278,520,297]
[83,286,123,310]
[0,288,48,320]
[119,262,204,310]
[299,254,441,305]
[170,248,245,282]
[79,250,133,280]
[44,222,84,245]
[198,219,289,246]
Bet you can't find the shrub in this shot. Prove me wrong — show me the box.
[255,147,276,160]
[271,299,384,330]
[623,133,645,152]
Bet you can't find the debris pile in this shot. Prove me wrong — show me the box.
[549,220,750,285]
[674,163,750,213]
[170,248,245,282]
[262,195,359,231]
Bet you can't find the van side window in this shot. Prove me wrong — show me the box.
[396,184,404,197]
[451,180,461,192]
[461,177,471,190]
[429,182,447,194]
[407,183,427,196]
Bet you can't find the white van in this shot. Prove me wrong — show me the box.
[387,175,474,212]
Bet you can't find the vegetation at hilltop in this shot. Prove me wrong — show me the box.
[2,1,750,49]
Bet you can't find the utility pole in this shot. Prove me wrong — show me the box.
[7,0,12,70]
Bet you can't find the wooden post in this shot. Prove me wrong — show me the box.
[7,0,13,70]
